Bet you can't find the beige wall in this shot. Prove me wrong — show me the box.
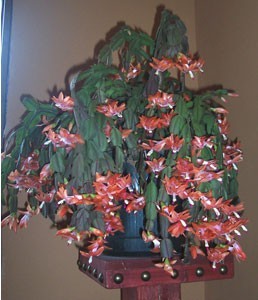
[2,1,204,300]
[196,1,258,299]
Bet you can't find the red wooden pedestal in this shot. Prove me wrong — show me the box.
[78,254,234,300]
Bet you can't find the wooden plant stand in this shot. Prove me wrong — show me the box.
[78,253,234,300]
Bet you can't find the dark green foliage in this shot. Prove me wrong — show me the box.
[1,9,243,266]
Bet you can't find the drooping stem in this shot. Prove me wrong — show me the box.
[180,72,185,93]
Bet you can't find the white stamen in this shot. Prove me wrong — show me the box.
[241,225,248,232]
[180,219,187,227]
[212,262,216,269]
[153,239,160,248]
[233,212,240,218]
[189,71,194,79]
[234,229,241,236]
[147,149,153,157]
[173,193,177,202]
[188,197,194,205]
[225,234,231,242]
[213,208,220,216]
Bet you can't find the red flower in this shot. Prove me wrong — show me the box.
[145,157,166,174]
[154,134,184,153]
[207,247,229,267]
[119,127,132,139]
[8,170,41,190]
[217,116,230,139]
[175,53,204,79]
[186,190,207,205]
[155,258,177,277]
[140,139,157,156]
[18,204,40,229]
[147,91,175,109]
[220,199,244,218]
[193,169,224,183]
[168,221,187,237]
[190,245,205,259]
[222,217,248,236]
[189,222,218,243]
[1,214,19,232]
[160,204,190,224]
[35,189,55,203]
[229,240,246,261]
[80,237,108,259]
[149,57,174,72]
[211,107,229,114]
[20,152,39,172]
[137,115,159,133]
[96,100,126,118]
[162,176,189,201]
[104,214,124,234]
[158,112,176,127]
[191,136,215,155]
[56,185,94,206]
[44,127,84,150]
[196,158,218,172]
[124,195,145,213]
[175,158,203,180]
[103,122,112,138]
[122,63,142,80]
[160,204,190,237]
[39,163,52,182]
[201,196,224,216]
[223,141,243,170]
[56,227,86,244]
[57,204,73,218]
[52,92,74,112]
[94,172,132,201]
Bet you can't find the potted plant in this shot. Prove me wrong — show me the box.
[1,9,247,275]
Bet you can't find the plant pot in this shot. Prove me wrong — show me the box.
[105,209,152,256]
[105,207,184,257]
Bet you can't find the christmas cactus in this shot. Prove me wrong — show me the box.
[1,9,247,275]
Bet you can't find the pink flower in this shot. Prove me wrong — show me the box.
[147,91,175,109]
[96,100,126,118]
[1,214,19,232]
[122,63,142,80]
[124,195,145,213]
[207,247,229,266]
[175,53,204,78]
[52,92,74,111]
[44,127,84,150]
[137,116,160,133]
[145,157,166,174]
[162,176,189,201]
[149,57,174,72]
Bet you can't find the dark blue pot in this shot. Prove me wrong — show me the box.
[105,209,153,256]
[105,208,184,257]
